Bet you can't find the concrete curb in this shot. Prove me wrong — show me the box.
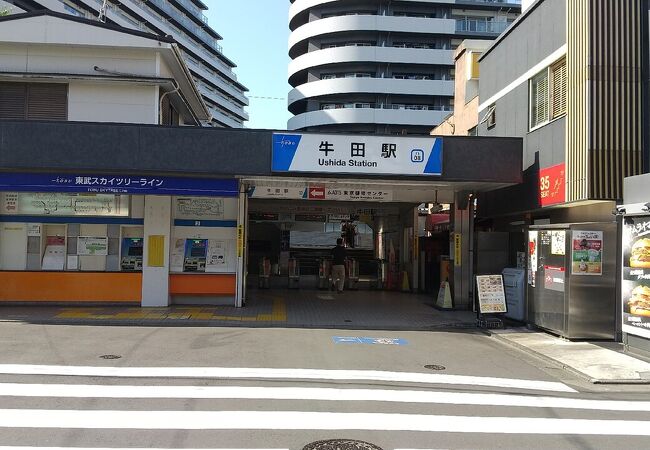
[489,330,650,385]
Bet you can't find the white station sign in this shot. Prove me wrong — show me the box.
[272,133,443,176]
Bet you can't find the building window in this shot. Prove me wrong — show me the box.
[487,105,496,128]
[468,126,478,136]
[529,58,567,130]
[530,70,549,129]
[550,59,567,119]
[0,82,68,121]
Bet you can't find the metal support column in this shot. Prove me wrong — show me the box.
[235,184,248,308]
[452,192,474,309]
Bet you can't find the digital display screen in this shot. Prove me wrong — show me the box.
[128,247,143,257]
[190,247,206,257]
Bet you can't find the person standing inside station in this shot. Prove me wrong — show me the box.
[331,238,347,293]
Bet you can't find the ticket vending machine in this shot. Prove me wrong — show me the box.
[184,239,208,272]
[120,238,143,271]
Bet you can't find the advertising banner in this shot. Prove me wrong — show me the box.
[539,163,566,206]
[622,215,650,339]
[476,275,507,314]
[272,133,442,176]
[528,231,538,287]
[571,230,603,275]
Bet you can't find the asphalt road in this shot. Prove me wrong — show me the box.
[0,322,650,449]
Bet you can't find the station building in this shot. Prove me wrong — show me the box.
[0,118,522,311]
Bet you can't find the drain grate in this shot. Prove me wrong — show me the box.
[99,354,122,360]
[303,439,383,450]
[344,319,352,323]
[424,364,446,371]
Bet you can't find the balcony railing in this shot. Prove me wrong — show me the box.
[455,18,511,34]
[147,0,222,53]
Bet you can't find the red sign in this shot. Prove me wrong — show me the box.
[539,163,566,207]
[308,186,325,200]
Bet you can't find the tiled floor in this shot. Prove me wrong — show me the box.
[0,288,476,330]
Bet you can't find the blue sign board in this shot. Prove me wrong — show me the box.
[332,336,408,346]
[0,173,239,197]
[272,133,442,176]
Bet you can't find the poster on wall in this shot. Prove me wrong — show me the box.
[551,230,566,255]
[206,240,227,271]
[175,197,224,220]
[170,238,185,272]
[42,236,66,271]
[622,216,650,339]
[476,275,507,314]
[571,230,603,275]
[77,236,108,256]
[528,231,538,287]
[1,192,128,216]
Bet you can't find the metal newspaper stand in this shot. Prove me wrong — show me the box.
[475,274,508,329]
[346,258,359,290]
[318,258,331,290]
[288,257,300,289]
[258,257,271,289]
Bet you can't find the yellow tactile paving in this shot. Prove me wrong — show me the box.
[52,296,287,323]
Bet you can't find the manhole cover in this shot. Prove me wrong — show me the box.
[303,439,383,450]
[99,354,122,360]
[424,364,446,371]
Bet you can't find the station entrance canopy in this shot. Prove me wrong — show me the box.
[0,122,523,190]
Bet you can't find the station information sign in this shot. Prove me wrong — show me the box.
[272,133,443,176]
[0,173,238,197]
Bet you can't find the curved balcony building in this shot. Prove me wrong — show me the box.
[288,0,521,134]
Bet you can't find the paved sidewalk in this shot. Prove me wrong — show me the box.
[0,289,476,330]
[492,329,650,384]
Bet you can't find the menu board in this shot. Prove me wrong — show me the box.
[1,192,128,217]
[476,275,507,314]
[622,216,650,339]
[571,230,603,275]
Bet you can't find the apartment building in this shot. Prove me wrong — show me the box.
[287,0,521,134]
[0,11,209,125]
[4,0,248,128]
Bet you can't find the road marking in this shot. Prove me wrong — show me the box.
[54,297,286,322]
[0,383,644,411]
[0,410,649,435]
[332,336,409,345]
[0,448,288,450]
[0,365,577,393]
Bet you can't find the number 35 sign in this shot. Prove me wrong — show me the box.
[539,163,566,207]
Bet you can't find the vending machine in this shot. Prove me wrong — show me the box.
[183,239,208,272]
[527,223,617,339]
[120,238,143,271]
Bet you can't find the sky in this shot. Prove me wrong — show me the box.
[206,1,292,130]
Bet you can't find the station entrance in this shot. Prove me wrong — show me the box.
[241,177,463,326]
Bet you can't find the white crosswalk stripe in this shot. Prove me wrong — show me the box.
[1,364,650,449]
[0,364,577,392]
[0,383,648,412]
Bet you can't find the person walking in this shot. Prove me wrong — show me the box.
[331,238,347,294]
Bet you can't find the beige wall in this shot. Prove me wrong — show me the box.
[432,41,490,136]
